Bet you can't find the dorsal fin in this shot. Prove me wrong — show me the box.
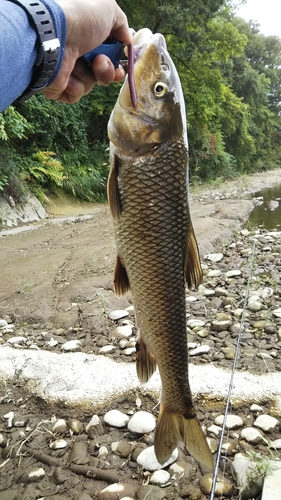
[184,224,203,289]
[107,153,122,219]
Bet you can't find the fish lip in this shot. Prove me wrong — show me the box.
[133,29,167,63]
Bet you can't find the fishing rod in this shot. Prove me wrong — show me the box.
[209,236,257,500]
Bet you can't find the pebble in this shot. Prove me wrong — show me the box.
[231,456,263,500]
[273,308,281,318]
[269,439,281,449]
[206,437,218,453]
[123,347,136,355]
[186,319,206,328]
[61,340,82,352]
[254,414,279,432]
[0,319,8,328]
[111,325,133,339]
[225,270,241,278]
[86,415,104,437]
[50,439,68,450]
[207,424,222,436]
[68,419,84,434]
[99,345,116,354]
[205,253,224,262]
[7,336,27,345]
[150,470,170,485]
[212,320,232,332]
[208,269,222,277]
[240,427,265,444]
[248,300,263,312]
[189,345,210,356]
[127,411,156,434]
[104,409,129,428]
[111,440,132,458]
[52,419,67,434]
[215,415,243,429]
[108,310,129,321]
[199,472,233,496]
[98,483,137,500]
[250,404,263,412]
[137,446,178,471]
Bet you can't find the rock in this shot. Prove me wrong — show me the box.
[186,295,198,302]
[0,490,18,500]
[68,419,84,434]
[111,325,133,339]
[19,467,45,483]
[248,300,263,312]
[208,269,222,277]
[254,415,279,433]
[98,446,109,459]
[199,472,233,496]
[98,483,137,500]
[269,439,281,449]
[262,464,281,500]
[240,427,265,445]
[215,415,243,429]
[198,285,215,297]
[197,329,209,338]
[221,438,238,456]
[50,439,68,450]
[136,446,178,471]
[231,456,263,500]
[99,345,116,354]
[150,470,170,485]
[104,409,129,428]
[214,287,228,297]
[222,347,236,360]
[206,437,218,453]
[52,419,67,434]
[186,319,206,328]
[7,336,27,345]
[122,347,136,355]
[212,320,232,332]
[111,440,132,458]
[61,340,82,352]
[168,461,193,479]
[108,310,129,321]
[68,441,90,465]
[0,320,8,328]
[272,308,281,318]
[225,270,241,278]
[207,424,222,436]
[205,253,224,263]
[250,404,263,413]
[127,411,156,434]
[86,415,104,438]
[189,345,210,356]
[135,485,166,500]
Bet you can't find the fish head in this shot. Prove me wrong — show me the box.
[108,28,187,157]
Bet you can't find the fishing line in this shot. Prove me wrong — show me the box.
[209,235,257,500]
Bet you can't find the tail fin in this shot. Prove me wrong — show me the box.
[154,403,214,471]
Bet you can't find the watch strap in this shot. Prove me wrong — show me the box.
[7,0,60,102]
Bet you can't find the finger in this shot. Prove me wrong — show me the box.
[91,55,115,85]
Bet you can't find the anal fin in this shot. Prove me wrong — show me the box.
[136,334,157,383]
[185,223,203,289]
[114,256,130,296]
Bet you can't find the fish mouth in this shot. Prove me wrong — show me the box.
[132,28,167,63]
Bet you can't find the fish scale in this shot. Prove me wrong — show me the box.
[107,27,213,470]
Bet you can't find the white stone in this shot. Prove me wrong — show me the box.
[52,419,67,434]
[108,310,129,321]
[205,253,224,263]
[186,319,206,328]
[126,305,135,314]
[111,325,133,339]
[104,409,129,428]
[259,288,274,299]
[99,345,116,354]
[234,308,243,318]
[231,456,263,499]
[137,445,178,471]
[50,439,68,449]
[123,347,136,356]
[273,308,281,318]
[46,339,58,348]
[61,340,81,351]
[269,439,281,450]
[186,295,198,302]
[198,285,215,297]
[189,345,210,356]
[208,270,222,277]
[250,404,263,412]
[261,461,281,500]
[225,270,241,278]
[254,415,279,432]
[215,414,243,429]
[127,411,156,434]
[0,320,8,328]
[28,467,45,480]
[98,446,109,458]
[150,469,170,485]
[7,336,27,345]
[207,424,222,436]
[240,427,265,445]
[248,300,263,312]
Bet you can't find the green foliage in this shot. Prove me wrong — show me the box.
[2,0,281,201]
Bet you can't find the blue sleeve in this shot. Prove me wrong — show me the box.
[0,0,66,112]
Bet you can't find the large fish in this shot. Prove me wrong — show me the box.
[107,28,213,471]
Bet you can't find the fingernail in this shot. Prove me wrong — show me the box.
[96,59,110,73]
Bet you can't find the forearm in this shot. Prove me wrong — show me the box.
[0,0,66,112]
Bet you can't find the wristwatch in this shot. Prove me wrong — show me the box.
[7,0,60,102]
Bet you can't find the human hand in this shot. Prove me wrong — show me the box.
[43,0,131,103]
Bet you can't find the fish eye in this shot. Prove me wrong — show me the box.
[153,82,168,98]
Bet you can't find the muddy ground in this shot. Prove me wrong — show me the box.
[0,169,281,500]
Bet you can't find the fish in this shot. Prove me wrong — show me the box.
[107,28,213,471]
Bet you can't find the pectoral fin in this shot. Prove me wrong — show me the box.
[114,255,130,296]
[107,154,122,219]
[184,223,203,289]
[136,334,157,383]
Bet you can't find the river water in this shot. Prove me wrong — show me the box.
[249,183,281,229]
